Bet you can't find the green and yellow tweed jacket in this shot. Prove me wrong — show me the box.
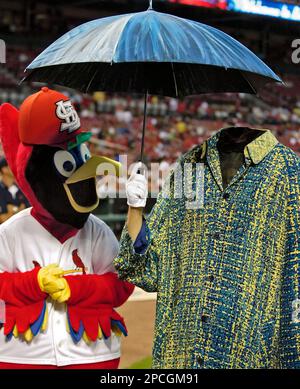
[114,129,300,369]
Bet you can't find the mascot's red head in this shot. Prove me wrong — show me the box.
[0,87,120,242]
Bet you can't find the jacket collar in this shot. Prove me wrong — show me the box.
[243,129,278,164]
[202,128,278,192]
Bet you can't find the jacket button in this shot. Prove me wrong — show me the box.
[197,357,204,366]
[213,232,220,239]
[223,193,230,200]
[208,275,214,282]
[201,315,209,323]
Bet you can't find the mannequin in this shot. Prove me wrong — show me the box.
[115,125,300,368]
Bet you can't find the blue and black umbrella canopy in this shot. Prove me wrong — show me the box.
[23,2,282,159]
[24,6,281,97]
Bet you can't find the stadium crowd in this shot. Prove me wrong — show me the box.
[1,81,300,167]
[3,80,300,216]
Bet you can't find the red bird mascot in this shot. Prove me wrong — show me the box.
[0,87,134,369]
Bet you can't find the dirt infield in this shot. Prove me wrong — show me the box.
[118,300,156,368]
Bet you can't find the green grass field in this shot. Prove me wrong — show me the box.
[128,356,152,369]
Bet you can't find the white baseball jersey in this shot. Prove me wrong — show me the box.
[0,208,121,366]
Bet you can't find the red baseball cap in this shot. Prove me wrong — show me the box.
[19,87,88,148]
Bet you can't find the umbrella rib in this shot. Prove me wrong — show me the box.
[239,70,257,95]
[85,68,99,93]
[171,62,179,97]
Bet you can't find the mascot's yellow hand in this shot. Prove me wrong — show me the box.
[49,278,70,303]
[37,264,70,302]
[38,264,64,292]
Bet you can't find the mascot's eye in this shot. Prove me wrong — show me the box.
[79,143,91,163]
[53,150,76,178]
[63,160,74,172]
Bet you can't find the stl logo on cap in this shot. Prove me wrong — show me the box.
[18,87,84,147]
[55,100,80,134]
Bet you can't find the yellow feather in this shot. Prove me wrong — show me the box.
[66,317,70,333]
[112,323,122,337]
[23,328,33,342]
[41,304,48,332]
[82,331,91,345]
[12,325,18,338]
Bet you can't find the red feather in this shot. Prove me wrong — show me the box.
[0,103,20,180]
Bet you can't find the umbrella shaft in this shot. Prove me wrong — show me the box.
[140,90,148,162]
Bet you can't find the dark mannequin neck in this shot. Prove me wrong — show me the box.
[218,127,262,153]
[217,127,263,190]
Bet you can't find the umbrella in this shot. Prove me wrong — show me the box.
[23,0,282,160]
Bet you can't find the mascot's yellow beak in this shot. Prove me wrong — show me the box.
[65,155,121,184]
[63,155,121,213]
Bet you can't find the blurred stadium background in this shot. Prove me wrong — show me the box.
[1,0,300,368]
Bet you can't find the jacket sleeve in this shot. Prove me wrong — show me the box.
[280,167,300,368]
[0,267,47,336]
[133,220,149,255]
[113,167,176,293]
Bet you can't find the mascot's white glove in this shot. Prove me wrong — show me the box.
[126,162,148,208]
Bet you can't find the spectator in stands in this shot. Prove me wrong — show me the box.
[0,158,29,223]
